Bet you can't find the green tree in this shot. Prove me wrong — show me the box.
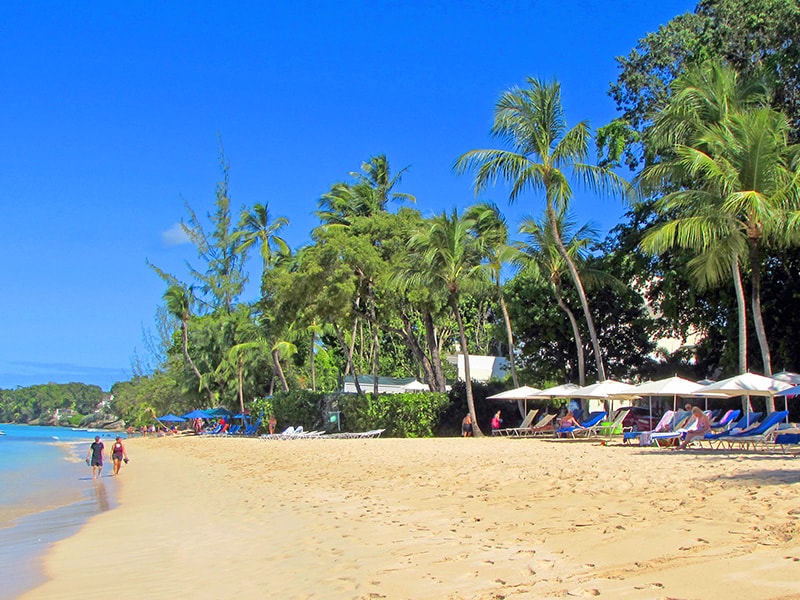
[408,209,487,435]
[456,78,629,381]
[516,211,599,386]
[464,202,520,387]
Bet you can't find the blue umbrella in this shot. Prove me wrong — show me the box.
[183,409,212,419]
[157,413,186,422]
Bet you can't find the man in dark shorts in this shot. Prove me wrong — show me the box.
[86,436,105,480]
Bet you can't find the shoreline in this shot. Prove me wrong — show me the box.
[21,436,800,599]
[1,439,118,600]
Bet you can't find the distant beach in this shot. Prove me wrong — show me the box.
[19,435,800,599]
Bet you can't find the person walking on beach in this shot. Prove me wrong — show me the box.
[111,436,129,476]
[268,415,277,435]
[86,436,105,480]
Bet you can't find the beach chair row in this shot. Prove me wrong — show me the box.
[627,408,798,452]
[494,409,630,439]
[259,426,385,440]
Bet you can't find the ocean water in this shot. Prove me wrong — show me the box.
[0,425,123,599]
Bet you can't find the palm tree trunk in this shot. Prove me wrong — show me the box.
[369,288,380,395]
[398,313,438,391]
[749,240,772,376]
[182,322,214,402]
[309,330,316,391]
[237,356,245,417]
[732,257,748,374]
[452,295,482,436]
[423,310,447,392]
[272,348,289,392]
[333,322,364,395]
[547,205,606,381]
[497,282,519,387]
[554,283,585,386]
[749,241,774,412]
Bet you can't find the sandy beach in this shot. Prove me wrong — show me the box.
[21,435,800,600]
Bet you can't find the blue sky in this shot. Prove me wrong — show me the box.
[0,1,696,391]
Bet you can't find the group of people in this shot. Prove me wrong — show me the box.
[86,435,129,480]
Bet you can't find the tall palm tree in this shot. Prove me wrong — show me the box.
[456,78,629,381]
[408,209,487,435]
[238,203,289,291]
[639,61,800,378]
[515,211,599,386]
[464,202,520,387]
[163,285,213,401]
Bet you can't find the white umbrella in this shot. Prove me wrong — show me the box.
[613,376,707,428]
[532,383,581,398]
[567,379,639,399]
[487,385,542,416]
[772,371,800,385]
[699,372,792,425]
[486,385,542,400]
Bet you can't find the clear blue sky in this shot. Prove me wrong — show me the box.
[0,1,696,391]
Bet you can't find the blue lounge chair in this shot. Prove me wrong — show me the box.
[710,409,740,430]
[242,418,262,436]
[720,411,790,450]
[557,412,607,438]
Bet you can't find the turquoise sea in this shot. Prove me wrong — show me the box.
[0,424,124,599]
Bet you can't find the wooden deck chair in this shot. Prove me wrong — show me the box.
[525,413,556,436]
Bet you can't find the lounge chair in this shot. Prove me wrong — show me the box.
[526,413,557,436]
[709,409,740,430]
[719,410,790,450]
[494,409,539,436]
[775,431,800,455]
[698,412,764,447]
[242,418,262,436]
[624,410,674,445]
[557,412,607,438]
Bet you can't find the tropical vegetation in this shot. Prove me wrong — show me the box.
[5,0,800,431]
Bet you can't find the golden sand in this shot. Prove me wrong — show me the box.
[21,435,800,599]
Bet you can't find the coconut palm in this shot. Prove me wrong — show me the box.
[238,203,289,291]
[464,202,520,387]
[163,285,213,400]
[639,61,800,378]
[515,211,600,386]
[456,78,629,381]
[408,209,487,435]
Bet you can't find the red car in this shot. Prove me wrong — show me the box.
[616,406,660,431]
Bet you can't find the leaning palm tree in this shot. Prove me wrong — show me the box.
[515,211,599,386]
[456,78,629,381]
[163,285,213,401]
[408,209,487,435]
[464,202,520,387]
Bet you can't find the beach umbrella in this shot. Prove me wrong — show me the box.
[613,376,706,427]
[772,371,800,385]
[486,385,542,400]
[157,413,186,422]
[487,385,542,416]
[182,409,212,420]
[773,384,800,415]
[699,372,792,425]
[532,383,581,398]
[206,407,233,418]
[563,380,639,420]
[402,379,430,391]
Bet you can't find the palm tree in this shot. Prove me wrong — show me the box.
[515,211,599,386]
[163,285,213,400]
[464,202,520,387]
[408,209,487,435]
[639,61,800,379]
[456,78,629,381]
[238,203,289,292]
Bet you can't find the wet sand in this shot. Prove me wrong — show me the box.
[21,435,800,599]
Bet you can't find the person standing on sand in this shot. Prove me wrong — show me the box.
[111,436,129,476]
[86,436,105,480]
[462,413,473,437]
